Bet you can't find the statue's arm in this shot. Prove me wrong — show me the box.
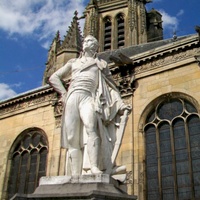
[49,61,72,96]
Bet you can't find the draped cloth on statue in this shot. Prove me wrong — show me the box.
[83,66,125,174]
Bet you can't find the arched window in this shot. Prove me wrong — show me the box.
[144,98,200,200]
[7,128,48,199]
[104,16,112,51]
[116,13,125,48]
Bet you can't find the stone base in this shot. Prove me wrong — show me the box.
[11,174,137,200]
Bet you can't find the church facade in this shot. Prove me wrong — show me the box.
[0,0,200,199]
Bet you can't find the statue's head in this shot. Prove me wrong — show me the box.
[83,35,99,53]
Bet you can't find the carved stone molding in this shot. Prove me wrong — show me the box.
[128,0,137,31]
[0,92,55,117]
[89,7,98,38]
[52,100,63,128]
[139,172,144,184]
[53,103,63,117]
[126,171,133,184]
[139,2,146,34]
[55,117,62,128]
[112,68,135,96]
[135,47,200,74]
[122,94,132,105]
[117,75,135,95]
[84,2,98,38]
[194,53,200,66]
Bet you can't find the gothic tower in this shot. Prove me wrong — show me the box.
[83,0,162,51]
[43,0,163,84]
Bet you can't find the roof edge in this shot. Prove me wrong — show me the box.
[0,85,53,108]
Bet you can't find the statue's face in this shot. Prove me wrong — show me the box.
[83,36,96,52]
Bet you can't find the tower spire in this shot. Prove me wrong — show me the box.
[43,31,61,85]
[59,11,83,52]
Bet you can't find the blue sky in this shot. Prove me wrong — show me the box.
[0,0,199,101]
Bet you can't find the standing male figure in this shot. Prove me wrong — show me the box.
[49,35,129,176]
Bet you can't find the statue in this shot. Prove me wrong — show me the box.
[49,35,131,176]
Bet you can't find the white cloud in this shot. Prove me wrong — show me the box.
[0,83,17,101]
[0,0,86,49]
[41,41,51,50]
[159,9,179,32]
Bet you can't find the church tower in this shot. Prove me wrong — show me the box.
[43,0,163,84]
[83,0,162,51]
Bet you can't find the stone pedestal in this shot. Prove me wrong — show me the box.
[11,174,137,200]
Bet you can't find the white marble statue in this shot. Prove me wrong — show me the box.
[49,35,131,176]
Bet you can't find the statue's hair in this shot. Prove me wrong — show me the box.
[85,35,99,52]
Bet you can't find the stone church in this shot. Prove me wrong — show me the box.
[0,0,200,199]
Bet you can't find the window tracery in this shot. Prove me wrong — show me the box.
[144,98,200,199]
[7,129,48,199]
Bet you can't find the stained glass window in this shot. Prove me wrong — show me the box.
[7,129,48,199]
[145,98,200,200]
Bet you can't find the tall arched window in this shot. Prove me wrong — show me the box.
[7,128,48,199]
[144,98,200,200]
[104,16,112,51]
[116,13,125,48]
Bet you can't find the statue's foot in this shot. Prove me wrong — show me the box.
[91,166,103,174]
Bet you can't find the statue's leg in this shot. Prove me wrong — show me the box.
[67,148,82,175]
[65,94,82,176]
[87,137,103,174]
[80,95,102,174]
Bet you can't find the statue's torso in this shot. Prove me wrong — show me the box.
[69,57,99,94]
